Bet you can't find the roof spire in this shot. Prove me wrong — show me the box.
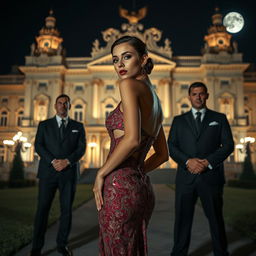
[31,10,63,56]
[202,7,232,54]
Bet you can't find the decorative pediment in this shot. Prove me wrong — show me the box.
[87,51,175,68]
[90,22,173,61]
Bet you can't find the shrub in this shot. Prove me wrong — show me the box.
[228,179,256,189]
[9,143,25,187]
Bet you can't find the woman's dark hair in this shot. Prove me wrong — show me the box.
[111,36,154,74]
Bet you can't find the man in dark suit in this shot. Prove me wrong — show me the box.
[168,82,234,256]
[30,94,86,256]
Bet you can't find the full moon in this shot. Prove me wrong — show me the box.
[223,12,244,33]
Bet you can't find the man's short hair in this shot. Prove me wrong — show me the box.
[55,94,71,104]
[188,82,208,95]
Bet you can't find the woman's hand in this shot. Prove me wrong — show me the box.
[93,172,104,211]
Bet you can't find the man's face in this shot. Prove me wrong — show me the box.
[54,97,71,117]
[188,86,209,110]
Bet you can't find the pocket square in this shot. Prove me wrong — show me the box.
[209,121,219,126]
[72,129,79,133]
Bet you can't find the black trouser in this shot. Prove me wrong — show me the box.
[171,175,229,256]
[32,174,76,250]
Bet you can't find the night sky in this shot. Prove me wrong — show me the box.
[0,0,255,74]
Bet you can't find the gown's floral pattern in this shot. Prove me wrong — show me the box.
[99,102,155,256]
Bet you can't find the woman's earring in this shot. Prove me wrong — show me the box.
[141,65,146,75]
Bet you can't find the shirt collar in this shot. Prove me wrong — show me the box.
[191,107,206,117]
[56,115,69,124]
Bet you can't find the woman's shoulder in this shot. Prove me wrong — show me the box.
[119,78,145,87]
[119,79,148,96]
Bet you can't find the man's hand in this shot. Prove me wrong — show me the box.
[199,159,210,169]
[52,159,70,172]
[186,158,206,174]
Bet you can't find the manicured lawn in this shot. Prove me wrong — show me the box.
[0,184,93,256]
[223,187,256,240]
[167,184,256,240]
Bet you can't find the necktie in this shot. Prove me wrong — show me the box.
[195,112,202,134]
[60,119,65,140]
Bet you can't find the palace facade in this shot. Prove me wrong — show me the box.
[0,8,255,180]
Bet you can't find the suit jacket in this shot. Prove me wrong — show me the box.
[168,109,234,185]
[35,117,86,180]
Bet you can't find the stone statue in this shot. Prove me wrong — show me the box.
[119,6,147,24]
[30,43,36,56]
[233,41,238,53]
[57,44,63,55]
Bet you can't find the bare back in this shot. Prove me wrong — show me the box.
[118,80,163,139]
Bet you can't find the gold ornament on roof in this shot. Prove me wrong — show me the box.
[119,6,147,24]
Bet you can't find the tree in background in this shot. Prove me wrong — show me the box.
[9,142,25,187]
[240,142,256,181]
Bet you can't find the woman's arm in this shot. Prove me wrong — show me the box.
[93,78,142,210]
[143,125,169,173]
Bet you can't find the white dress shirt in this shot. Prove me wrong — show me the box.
[56,115,69,128]
[191,107,206,122]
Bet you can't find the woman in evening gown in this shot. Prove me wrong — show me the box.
[93,36,169,256]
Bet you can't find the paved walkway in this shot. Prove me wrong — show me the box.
[16,185,256,256]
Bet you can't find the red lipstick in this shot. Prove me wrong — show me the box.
[119,70,127,76]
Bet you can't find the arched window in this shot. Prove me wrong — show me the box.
[74,104,83,122]
[218,93,234,122]
[0,111,8,126]
[244,106,252,126]
[0,145,4,163]
[17,110,24,126]
[105,104,114,118]
[178,98,191,115]
[34,95,49,124]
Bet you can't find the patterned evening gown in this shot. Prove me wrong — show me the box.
[99,102,156,256]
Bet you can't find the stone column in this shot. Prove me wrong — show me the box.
[23,79,33,126]
[163,79,171,120]
[92,79,103,120]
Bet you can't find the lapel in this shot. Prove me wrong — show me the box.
[197,109,211,140]
[185,111,198,138]
[50,117,60,141]
[60,118,73,143]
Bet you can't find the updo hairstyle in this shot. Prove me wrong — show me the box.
[111,36,154,74]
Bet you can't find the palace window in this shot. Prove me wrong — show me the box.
[75,85,84,92]
[181,103,190,114]
[220,80,230,87]
[0,145,4,163]
[38,101,47,121]
[38,82,47,90]
[1,98,8,104]
[74,104,83,122]
[17,110,24,126]
[218,93,234,121]
[181,84,189,90]
[106,85,114,91]
[244,106,251,126]
[105,104,114,118]
[0,111,8,126]
[19,98,24,104]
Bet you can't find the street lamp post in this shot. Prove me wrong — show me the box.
[3,131,32,185]
[236,137,255,158]
[3,131,31,161]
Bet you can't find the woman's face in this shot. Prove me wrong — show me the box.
[112,42,146,79]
